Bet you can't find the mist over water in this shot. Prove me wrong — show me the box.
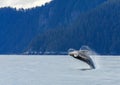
[80,45,99,55]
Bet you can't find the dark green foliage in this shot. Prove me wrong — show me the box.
[0,0,106,54]
[29,0,120,55]
[0,7,41,54]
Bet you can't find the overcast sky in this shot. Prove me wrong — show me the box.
[0,0,52,9]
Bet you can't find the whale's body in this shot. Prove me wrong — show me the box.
[68,49,95,69]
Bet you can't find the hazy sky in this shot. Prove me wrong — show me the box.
[0,0,52,9]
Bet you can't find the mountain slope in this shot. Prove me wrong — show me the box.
[38,0,107,30]
[0,7,41,54]
[28,0,120,55]
[0,0,106,54]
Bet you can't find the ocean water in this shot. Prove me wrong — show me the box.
[0,55,119,85]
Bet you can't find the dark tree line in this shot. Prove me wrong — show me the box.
[0,0,110,54]
[28,0,120,55]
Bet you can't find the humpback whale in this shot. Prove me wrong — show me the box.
[68,49,95,69]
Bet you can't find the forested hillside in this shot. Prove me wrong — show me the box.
[0,0,106,54]
[0,7,41,53]
[28,0,120,55]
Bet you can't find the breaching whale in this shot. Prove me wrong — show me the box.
[68,49,95,69]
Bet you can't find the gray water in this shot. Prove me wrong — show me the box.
[0,55,119,85]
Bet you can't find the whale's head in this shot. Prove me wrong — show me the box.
[68,49,79,58]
